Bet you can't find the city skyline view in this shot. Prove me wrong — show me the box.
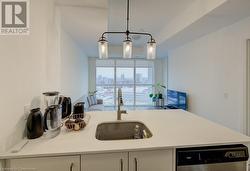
[96,67,153,85]
[96,67,153,106]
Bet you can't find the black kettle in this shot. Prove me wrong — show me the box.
[26,108,43,139]
[59,96,72,118]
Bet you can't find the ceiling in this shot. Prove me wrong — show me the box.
[57,0,250,58]
[57,0,107,58]
[108,0,194,45]
[56,0,107,8]
[57,0,194,58]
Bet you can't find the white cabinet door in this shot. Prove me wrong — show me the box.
[82,152,128,171]
[6,155,80,171]
[0,160,5,169]
[129,149,173,171]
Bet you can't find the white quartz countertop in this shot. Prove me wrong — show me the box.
[1,110,250,159]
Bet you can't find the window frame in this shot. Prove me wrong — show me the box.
[96,59,154,107]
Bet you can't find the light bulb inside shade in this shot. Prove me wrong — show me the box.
[123,39,132,59]
[98,39,108,59]
[147,41,156,60]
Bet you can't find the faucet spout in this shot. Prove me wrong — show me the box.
[117,88,127,120]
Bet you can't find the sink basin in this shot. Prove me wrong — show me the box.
[95,121,152,141]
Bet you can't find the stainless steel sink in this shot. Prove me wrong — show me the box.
[95,121,152,141]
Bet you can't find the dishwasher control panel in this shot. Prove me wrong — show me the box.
[225,151,246,159]
[176,144,249,166]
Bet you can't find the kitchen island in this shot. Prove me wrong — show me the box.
[0,110,250,171]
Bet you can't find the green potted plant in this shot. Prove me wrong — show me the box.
[149,83,166,102]
[88,90,97,96]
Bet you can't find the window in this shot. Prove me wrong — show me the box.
[96,59,154,107]
[96,60,115,106]
[96,85,115,106]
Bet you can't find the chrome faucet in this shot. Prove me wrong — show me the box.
[117,88,127,120]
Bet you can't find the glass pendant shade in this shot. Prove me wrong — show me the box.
[98,38,108,59]
[147,40,156,60]
[123,39,132,59]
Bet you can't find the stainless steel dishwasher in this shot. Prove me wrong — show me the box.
[176,144,249,171]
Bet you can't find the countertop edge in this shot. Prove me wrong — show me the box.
[1,140,250,160]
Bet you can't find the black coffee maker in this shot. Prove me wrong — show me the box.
[42,91,62,138]
[26,108,43,139]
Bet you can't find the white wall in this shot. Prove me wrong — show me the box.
[88,58,96,93]
[154,59,164,86]
[0,1,89,153]
[168,16,250,133]
[162,57,168,88]
[0,0,58,152]
[60,29,89,103]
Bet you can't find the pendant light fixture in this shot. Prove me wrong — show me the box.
[147,39,156,60]
[98,37,108,59]
[98,0,156,59]
[123,37,132,59]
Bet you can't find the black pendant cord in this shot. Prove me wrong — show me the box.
[99,0,155,42]
[126,0,130,39]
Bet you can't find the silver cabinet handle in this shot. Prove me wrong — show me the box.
[70,163,74,171]
[134,158,138,171]
[120,158,124,171]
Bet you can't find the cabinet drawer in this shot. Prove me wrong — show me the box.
[6,155,80,171]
